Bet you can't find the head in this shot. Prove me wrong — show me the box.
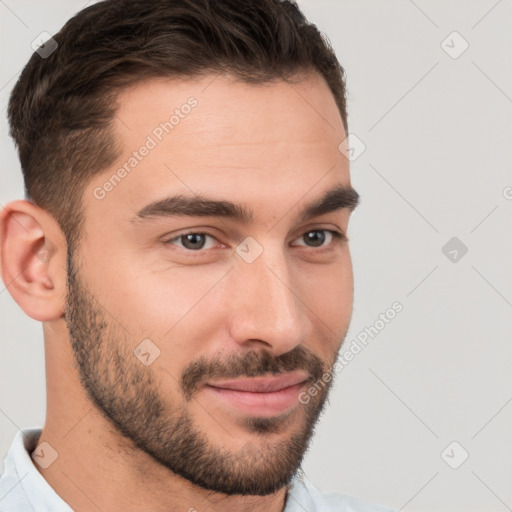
[2,0,358,497]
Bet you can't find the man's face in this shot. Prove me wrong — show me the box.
[65,73,356,495]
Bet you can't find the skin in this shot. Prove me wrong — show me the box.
[0,72,357,512]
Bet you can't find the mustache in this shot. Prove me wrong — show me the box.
[181,345,326,400]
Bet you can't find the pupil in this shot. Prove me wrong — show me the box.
[183,233,205,250]
[306,231,324,247]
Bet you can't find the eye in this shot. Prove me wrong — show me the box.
[165,232,218,251]
[164,229,346,252]
[293,229,347,248]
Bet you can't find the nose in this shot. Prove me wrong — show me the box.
[227,244,313,356]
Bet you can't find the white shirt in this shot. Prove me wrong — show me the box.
[0,428,395,511]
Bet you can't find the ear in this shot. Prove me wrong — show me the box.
[0,200,68,321]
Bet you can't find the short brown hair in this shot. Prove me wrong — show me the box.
[8,0,348,250]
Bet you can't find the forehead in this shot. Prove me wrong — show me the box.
[113,73,345,153]
[86,73,351,226]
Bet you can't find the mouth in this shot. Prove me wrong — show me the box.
[202,372,310,417]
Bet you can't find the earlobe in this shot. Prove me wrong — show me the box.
[0,200,67,322]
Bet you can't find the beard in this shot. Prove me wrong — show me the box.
[64,247,344,496]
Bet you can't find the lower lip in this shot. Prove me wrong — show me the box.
[203,382,306,417]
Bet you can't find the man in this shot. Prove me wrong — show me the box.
[0,0,395,510]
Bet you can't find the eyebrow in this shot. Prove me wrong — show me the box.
[133,184,360,225]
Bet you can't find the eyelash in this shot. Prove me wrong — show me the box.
[163,229,347,254]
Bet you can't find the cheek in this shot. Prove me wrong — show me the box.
[302,248,353,305]
[299,250,354,342]
[83,249,229,365]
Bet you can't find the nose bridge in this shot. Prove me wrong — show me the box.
[228,241,311,352]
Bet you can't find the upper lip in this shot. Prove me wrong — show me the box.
[205,372,310,393]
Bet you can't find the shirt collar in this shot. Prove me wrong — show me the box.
[1,427,73,511]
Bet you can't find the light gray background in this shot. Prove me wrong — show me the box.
[1,1,511,511]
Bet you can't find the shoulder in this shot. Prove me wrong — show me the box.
[286,472,396,512]
[0,429,37,510]
[322,489,396,512]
